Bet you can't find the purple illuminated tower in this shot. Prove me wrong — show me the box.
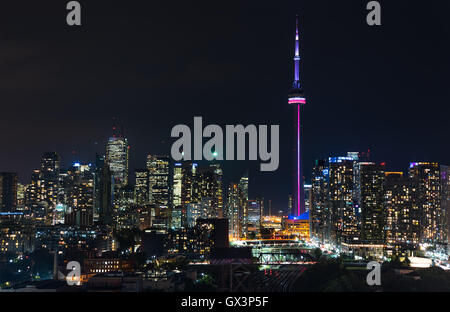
[288,15,306,217]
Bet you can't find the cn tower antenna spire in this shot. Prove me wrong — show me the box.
[294,14,300,87]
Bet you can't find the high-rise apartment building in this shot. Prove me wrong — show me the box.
[25,169,41,219]
[356,162,385,244]
[39,152,60,208]
[328,156,358,245]
[310,159,330,243]
[440,165,450,246]
[384,172,420,255]
[409,162,443,245]
[227,176,248,240]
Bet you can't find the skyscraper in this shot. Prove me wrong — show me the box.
[0,172,18,212]
[135,169,150,206]
[25,169,41,219]
[16,183,25,212]
[288,15,306,217]
[92,154,114,226]
[106,120,129,187]
[64,163,94,227]
[247,198,263,237]
[192,164,223,219]
[39,152,60,209]
[98,159,114,226]
[172,162,197,229]
[239,172,249,235]
[147,155,170,219]
[227,182,241,240]
[172,163,184,210]
[304,184,312,212]
[227,175,248,240]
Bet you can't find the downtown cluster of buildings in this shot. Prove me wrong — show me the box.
[0,123,265,266]
[309,152,450,259]
[1,16,448,291]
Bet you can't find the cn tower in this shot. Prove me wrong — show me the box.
[288,15,306,217]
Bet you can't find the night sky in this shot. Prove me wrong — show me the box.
[0,0,449,213]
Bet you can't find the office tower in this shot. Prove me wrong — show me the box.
[114,184,134,211]
[247,198,263,237]
[25,169,41,218]
[147,155,170,214]
[135,169,150,206]
[186,203,202,228]
[138,205,152,231]
[116,196,139,230]
[288,15,307,217]
[170,206,185,229]
[170,163,187,230]
[16,183,25,212]
[192,218,229,257]
[247,199,262,227]
[355,162,385,244]
[64,163,94,227]
[409,162,443,245]
[93,154,104,222]
[226,180,247,240]
[240,171,248,202]
[172,163,183,209]
[172,162,194,221]
[441,165,450,246]
[39,152,60,209]
[57,168,70,207]
[211,163,224,218]
[181,162,196,206]
[171,162,197,228]
[328,156,358,245]
[384,172,420,255]
[106,120,129,187]
[227,183,240,239]
[310,159,330,243]
[304,184,312,212]
[0,172,18,212]
[239,172,249,235]
[192,164,223,218]
[98,159,114,226]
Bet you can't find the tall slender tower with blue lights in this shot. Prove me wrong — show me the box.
[288,15,306,217]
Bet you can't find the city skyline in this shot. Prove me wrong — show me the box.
[1,0,450,294]
[1,1,449,212]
